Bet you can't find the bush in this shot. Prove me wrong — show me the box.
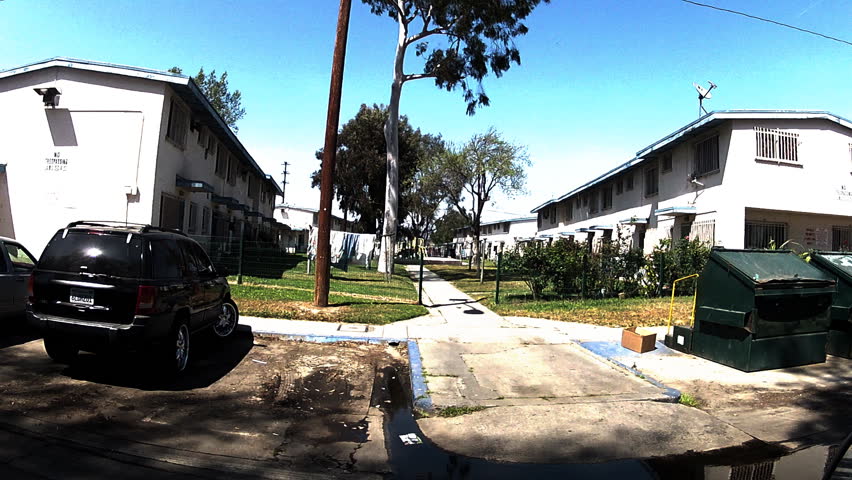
[503,236,710,300]
[502,243,550,300]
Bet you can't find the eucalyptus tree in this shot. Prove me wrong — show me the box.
[362,0,550,274]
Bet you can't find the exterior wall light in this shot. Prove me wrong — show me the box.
[33,87,61,107]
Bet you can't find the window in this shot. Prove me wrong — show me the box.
[616,179,623,195]
[190,242,216,274]
[662,153,673,173]
[602,185,613,210]
[626,172,634,191]
[215,144,228,177]
[166,99,188,149]
[745,222,787,249]
[679,220,716,245]
[566,199,573,221]
[197,126,206,147]
[589,190,599,214]
[40,232,143,278]
[150,239,184,279]
[755,127,799,163]
[201,207,211,235]
[644,166,658,197]
[694,135,719,176]
[582,194,589,206]
[227,156,238,185]
[206,134,216,160]
[249,175,260,199]
[160,194,185,231]
[4,242,36,271]
[188,202,199,234]
[502,223,509,233]
[833,226,851,251]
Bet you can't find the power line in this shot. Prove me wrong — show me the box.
[682,0,852,47]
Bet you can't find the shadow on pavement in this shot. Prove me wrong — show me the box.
[63,326,255,391]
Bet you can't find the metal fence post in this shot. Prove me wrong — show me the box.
[658,252,665,297]
[581,253,587,299]
[237,221,245,285]
[495,249,502,305]
[418,246,424,305]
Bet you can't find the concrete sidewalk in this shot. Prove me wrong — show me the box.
[239,266,852,463]
[240,267,754,462]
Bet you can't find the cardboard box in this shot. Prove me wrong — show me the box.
[621,327,657,353]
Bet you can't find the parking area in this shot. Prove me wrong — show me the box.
[0,325,405,478]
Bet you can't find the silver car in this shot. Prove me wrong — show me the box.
[0,236,37,320]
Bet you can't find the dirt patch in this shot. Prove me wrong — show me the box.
[237,299,350,320]
[0,330,407,476]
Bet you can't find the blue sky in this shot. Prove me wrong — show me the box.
[2,0,850,220]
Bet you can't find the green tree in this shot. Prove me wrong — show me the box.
[363,0,551,274]
[168,66,245,132]
[431,208,468,246]
[439,129,529,270]
[403,134,449,241]
[311,104,431,235]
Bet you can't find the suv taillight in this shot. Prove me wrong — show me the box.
[135,285,158,315]
[27,274,35,304]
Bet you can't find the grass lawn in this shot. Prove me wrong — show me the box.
[427,264,696,328]
[229,255,428,325]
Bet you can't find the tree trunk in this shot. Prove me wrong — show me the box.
[378,13,407,277]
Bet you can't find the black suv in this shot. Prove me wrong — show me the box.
[27,221,238,373]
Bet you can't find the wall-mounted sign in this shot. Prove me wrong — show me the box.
[839,184,851,202]
[45,151,69,172]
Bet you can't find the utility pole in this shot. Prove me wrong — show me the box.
[314,0,351,307]
[281,161,289,204]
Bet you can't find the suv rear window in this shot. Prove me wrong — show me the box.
[39,231,144,278]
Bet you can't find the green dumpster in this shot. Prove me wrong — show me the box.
[810,252,852,358]
[689,248,835,372]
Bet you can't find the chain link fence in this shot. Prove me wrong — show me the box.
[189,234,301,279]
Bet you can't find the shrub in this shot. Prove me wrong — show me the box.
[502,243,550,300]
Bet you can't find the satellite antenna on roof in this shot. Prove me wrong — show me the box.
[694,81,717,117]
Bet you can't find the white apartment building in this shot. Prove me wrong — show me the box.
[452,216,538,258]
[533,111,852,253]
[0,58,283,255]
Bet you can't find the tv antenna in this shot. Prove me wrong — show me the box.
[693,81,717,117]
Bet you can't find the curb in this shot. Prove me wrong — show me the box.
[572,340,682,402]
[407,340,433,412]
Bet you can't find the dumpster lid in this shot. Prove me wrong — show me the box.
[711,248,835,286]
[811,252,852,278]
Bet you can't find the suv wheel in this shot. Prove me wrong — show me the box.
[213,301,239,338]
[166,323,191,374]
[44,336,78,364]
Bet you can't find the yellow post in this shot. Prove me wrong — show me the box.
[667,273,699,336]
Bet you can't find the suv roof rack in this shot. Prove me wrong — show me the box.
[65,221,187,237]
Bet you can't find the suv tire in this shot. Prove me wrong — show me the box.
[44,336,78,364]
[163,322,191,374]
[213,301,239,339]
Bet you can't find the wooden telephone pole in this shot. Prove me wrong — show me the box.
[314,0,352,307]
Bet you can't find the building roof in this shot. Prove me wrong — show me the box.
[480,216,537,227]
[276,204,318,213]
[531,110,852,213]
[0,57,283,196]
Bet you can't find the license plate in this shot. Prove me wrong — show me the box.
[69,288,94,306]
